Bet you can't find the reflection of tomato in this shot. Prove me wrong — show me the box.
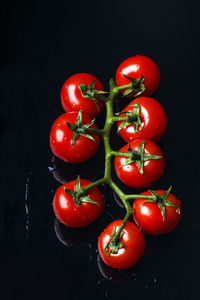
[133,190,182,235]
[60,73,104,118]
[114,139,165,189]
[115,55,160,96]
[54,218,103,247]
[98,220,145,269]
[49,111,100,163]
[53,179,103,227]
[117,97,167,143]
[97,255,136,284]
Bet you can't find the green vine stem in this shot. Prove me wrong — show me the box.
[80,77,156,248]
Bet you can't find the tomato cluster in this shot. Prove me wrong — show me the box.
[49,55,182,270]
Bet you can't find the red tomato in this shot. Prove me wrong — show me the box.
[60,73,104,118]
[114,139,165,189]
[133,190,182,235]
[53,179,103,227]
[117,97,167,143]
[115,55,160,96]
[98,220,145,269]
[49,111,100,163]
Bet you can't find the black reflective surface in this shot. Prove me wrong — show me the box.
[1,1,200,299]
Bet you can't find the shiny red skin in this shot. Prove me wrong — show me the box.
[60,73,104,118]
[115,55,160,96]
[98,220,145,269]
[53,179,103,227]
[133,190,182,235]
[114,139,165,189]
[49,111,100,163]
[117,97,167,143]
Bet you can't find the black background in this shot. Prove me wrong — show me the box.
[0,0,200,299]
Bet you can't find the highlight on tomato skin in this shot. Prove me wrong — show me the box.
[60,73,105,118]
[98,220,145,269]
[117,97,167,143]
[49,111,100,164]
[133,190,182,235]
[53,179,103,228]
[115,55,160,97]
[114,139,165,189]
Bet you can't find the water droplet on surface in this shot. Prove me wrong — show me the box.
[48,166,55,172]
[24,174,31,240]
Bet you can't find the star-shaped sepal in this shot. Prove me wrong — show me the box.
[121,74,146,97]
[66,110,96,146]
[116,103,142,133]
[78,80,108,110]
[120,140,162,175]
[142,186,181,221]
[104,225,124,256]
[63,175,99,207]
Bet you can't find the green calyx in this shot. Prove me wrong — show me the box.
[66,110,96,145]
[116,103,142,133]
[120,139,162,175]
[104,225,124,256]
[142,186,181,221]
[78,80,108,109]
[63,175,99,208]
[121,74,146,97]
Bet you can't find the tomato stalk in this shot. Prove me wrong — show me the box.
[112,116,133,122]
[82,77,155,203]
[109,151,130,158]
[115,83,133,91]
[80,77,157,252]
[78,127,105,135]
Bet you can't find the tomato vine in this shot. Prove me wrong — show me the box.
[78,77,157,252]
[51,55,182,269]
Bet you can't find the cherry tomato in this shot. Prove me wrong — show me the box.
[53,179,103,227]
[49,111,100,163]
[115,55,160,96]
[114,139,165,189]
[133,190,182,235]
[60,73,104,118]
[117,97,167,143]
[98,220,145,269]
